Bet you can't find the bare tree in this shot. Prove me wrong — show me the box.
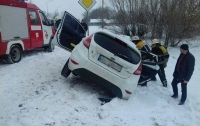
[51,10,59,19]
[161,0,200,46]
[109,0,200,46]
[81,7,112,23]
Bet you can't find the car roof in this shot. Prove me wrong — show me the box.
[94,29,140,54]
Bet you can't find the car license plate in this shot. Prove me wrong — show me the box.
[98,55,122,72]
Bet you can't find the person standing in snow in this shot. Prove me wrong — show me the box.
[171,44,195,105]
[80,19,88,31]
[80,19,88,37]
[150,39,169,87]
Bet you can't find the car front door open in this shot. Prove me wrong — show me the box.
[53,11,86,52]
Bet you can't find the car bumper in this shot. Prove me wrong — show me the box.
[68,43,139,100]
[72,68,123,98]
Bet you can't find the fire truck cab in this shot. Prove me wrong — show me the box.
[0,0,55,63]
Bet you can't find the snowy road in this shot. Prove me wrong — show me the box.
[0,44,200,126]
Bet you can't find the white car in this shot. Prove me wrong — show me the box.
[53,12,142,100]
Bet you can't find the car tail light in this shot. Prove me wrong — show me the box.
[125,90,132,94]
[83,34,93,49]
[71,59,79,65]
[133,63,142,75]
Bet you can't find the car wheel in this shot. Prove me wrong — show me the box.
[61,59,71,78]
[47,38,55,52]
[6,45,22,64]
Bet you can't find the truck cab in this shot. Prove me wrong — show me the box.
[0,0,55,63]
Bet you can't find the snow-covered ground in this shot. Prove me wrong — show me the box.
[0,27,200,126]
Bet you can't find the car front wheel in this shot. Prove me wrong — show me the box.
[47,38,55,52]
[61,59,71,78]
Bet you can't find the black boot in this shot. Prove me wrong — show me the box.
[139,81,147,86]
[150,76,157,81]
[171,94,178,98]
[162,80,167,87]
[178,101,185,105]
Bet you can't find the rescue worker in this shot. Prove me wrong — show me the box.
[80,19,88,31]
[55,16,61,29]
[131,36,151,60]
[132,36,157,86]
[151,39,169,87]
[171,44,195,105]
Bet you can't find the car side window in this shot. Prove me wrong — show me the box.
[29,10,39,25]
[39,12,49,26]
[64,16,81,34]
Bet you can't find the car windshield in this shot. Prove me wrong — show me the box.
[94,33,140,64]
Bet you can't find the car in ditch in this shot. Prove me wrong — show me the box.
[52,11,142,100]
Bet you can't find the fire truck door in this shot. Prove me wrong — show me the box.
[28,10,43,48]
[39,11,52,45]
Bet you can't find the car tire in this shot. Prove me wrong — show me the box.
[6,45,22,64]
[72,72,78,76]
[47,38,55,52]
[61,59,71,78]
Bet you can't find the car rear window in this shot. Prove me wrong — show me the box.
[94,33,140,64]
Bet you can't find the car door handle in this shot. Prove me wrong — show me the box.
[110,57,115,61]
[14,36,20,39]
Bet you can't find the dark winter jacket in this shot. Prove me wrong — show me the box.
[55,19,61,28]
[135,41,151,60]
[151,44,169,65]
[173,51,195,82]
[81,22,88,31]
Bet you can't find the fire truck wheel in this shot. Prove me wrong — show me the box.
[6,45,22,64]
[47,39,55,52]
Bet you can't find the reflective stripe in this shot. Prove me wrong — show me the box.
[143,45,150,52]
[159,45,167,54]
[31,26,41,31]
[143,63,160,70]
[136,41,146,50]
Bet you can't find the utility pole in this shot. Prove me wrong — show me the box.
[46,0,53,16]
[56,6,62,13]
[78,0,97,35]
[101,0,104,28]
[87,11,89,36]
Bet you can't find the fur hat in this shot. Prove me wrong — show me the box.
[180,44,189,50]
[152,39,159,45]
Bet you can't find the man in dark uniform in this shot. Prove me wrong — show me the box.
[171,44,195,105]
[151,39,169,87]
[131,36,151,60]
[55,16,61,30]
[80,19,88,31]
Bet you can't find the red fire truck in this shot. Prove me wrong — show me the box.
[0,0,55,63]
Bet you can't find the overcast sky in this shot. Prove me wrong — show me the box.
[31,0,103,20]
